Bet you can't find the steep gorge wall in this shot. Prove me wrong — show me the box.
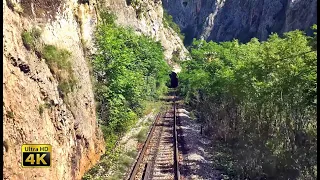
[3,0,188,179]
[162,0,317,44]
[103,0,189,64]
[3,0,104,179]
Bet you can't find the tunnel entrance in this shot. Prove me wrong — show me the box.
[169,72,178,88]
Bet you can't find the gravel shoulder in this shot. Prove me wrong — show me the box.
[177,108,222,180]
[106,111,157,178]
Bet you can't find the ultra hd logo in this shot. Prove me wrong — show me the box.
[21,144,52,168]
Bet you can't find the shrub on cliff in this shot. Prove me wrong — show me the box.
[21,27,41,51]
[163,10,185,41]
[21,27,77,100]
[42,45,77,99]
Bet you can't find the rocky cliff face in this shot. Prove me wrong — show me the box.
[162,0,317,44]
[3,0,104,179]
[3,0,188,179]
[103,0,189,63]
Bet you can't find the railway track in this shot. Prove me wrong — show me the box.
[127,93,180,180]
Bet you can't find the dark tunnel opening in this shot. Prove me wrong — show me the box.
[169,72,178,88]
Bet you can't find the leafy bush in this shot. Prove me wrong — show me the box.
[179,26,317,179]
[93,10,169,153]
[84,11,170,179]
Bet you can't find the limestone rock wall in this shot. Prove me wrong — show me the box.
[162,0,317,44]
[104,0,189,63]
[3,0,105,179]
[3,0,189,179]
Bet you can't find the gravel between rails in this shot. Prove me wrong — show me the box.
[134,116,164,180]
[152,110,175,180]
[133,108,176,180]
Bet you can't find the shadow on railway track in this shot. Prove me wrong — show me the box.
[176,104,223,180]
[162,136,173,143]
[176,112,193,178]
[128,90,190,180]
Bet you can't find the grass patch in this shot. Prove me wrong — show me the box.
[128,0,140,8]
[114,155,134,179]
[6,110,14,118]
[21,27,41,51]
[42,45,77,99]
[189,110,197,120]
[21,28,77,103]
[134,127,148,143]
[171,48,181,63]
[142,100,162,115]
[21,31,33,50]
[108,172,123,180]
[38,103,52,116]
[83,106,162,179]
[126,0,147,19]
[209,138,311,179]
[38,105,44,115]
[126,149,138,158]
[80,38,88,50]
[163,10,184,41]
[6,0,23,13]
[58,80,77,98]
[142,118,153,126]
[42,45,72,72]
[119,155,133,168]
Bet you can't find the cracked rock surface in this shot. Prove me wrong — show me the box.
[3,0,104,179]
[163,0,317,43]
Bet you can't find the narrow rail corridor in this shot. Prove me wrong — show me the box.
[128,92,180,180]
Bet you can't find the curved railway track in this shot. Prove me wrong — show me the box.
[127,92,180,180]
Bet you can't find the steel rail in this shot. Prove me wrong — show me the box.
[173,97,180,180]
[127,112,162,180]
[127,93,180,180]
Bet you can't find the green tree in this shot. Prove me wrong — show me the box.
[179,26,317,179]
[93,11,170,154]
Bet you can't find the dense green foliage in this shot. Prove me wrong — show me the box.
[163,10,185,41]
[179,27,317,179]
[93,12,170,154]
